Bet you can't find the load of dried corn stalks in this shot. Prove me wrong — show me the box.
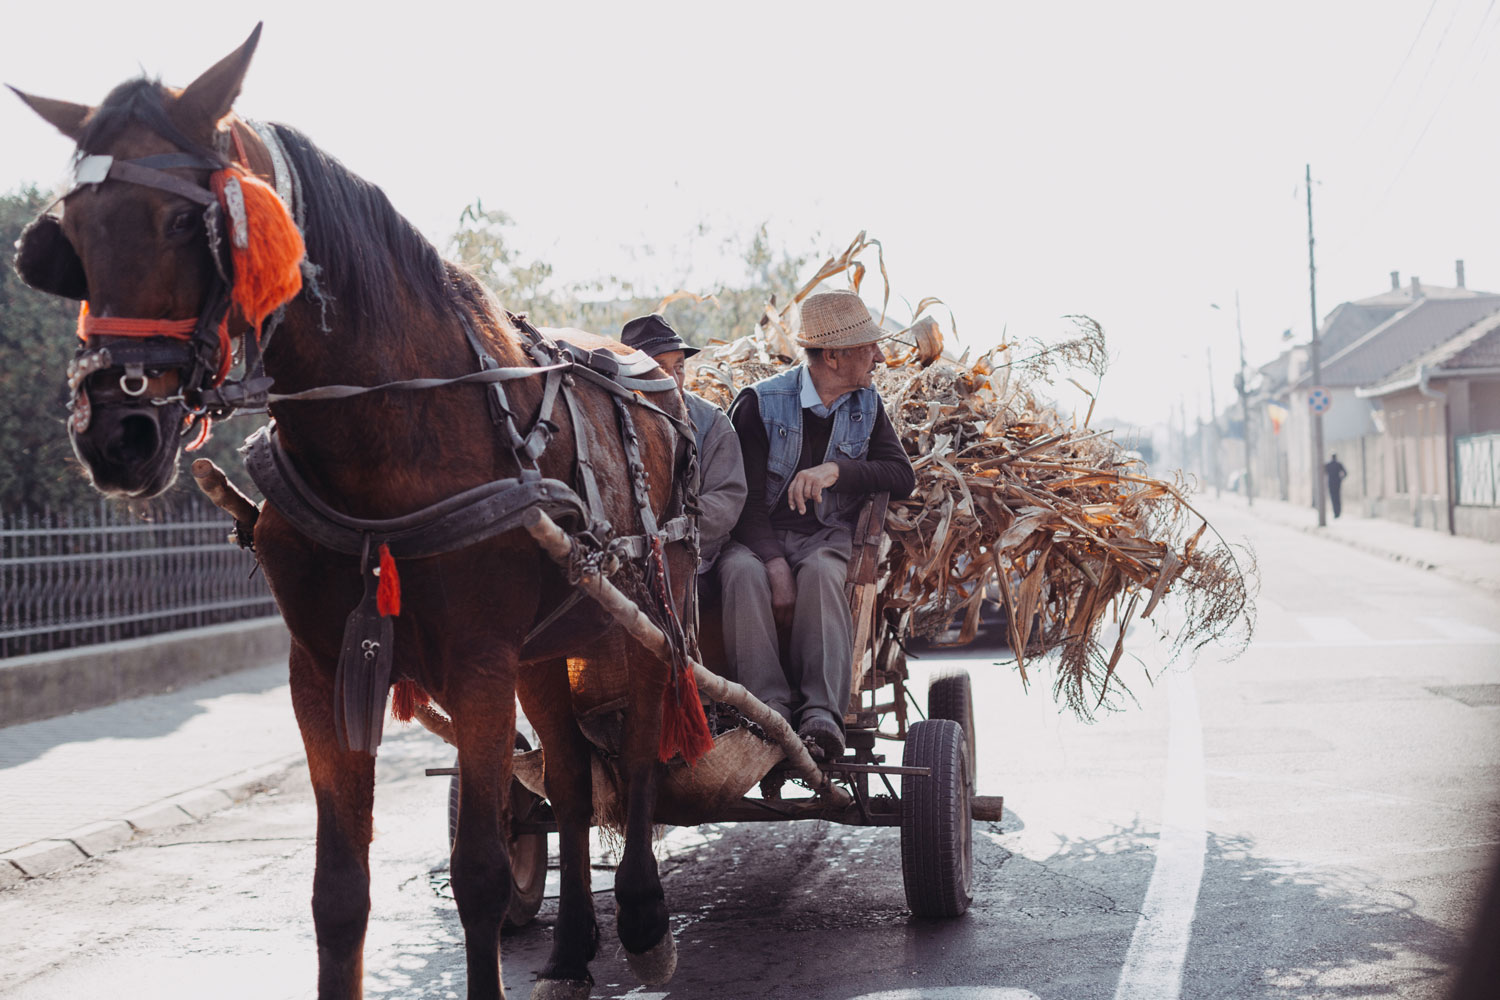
[685,232,1256,720]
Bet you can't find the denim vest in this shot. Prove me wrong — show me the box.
[748,365,880,530]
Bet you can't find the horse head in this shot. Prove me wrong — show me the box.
[10,25,277,498]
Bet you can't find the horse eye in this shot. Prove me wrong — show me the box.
[166,210,198,237]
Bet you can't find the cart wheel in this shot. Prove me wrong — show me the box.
[448,735,548,929]
[900,719,972,918]
[927,668,976,797]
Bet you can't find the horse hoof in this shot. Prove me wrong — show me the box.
[624,930,677,986]
[530,977,593,1000]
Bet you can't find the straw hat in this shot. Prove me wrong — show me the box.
[795,290,888,348]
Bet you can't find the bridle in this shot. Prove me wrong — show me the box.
[42,127,294,448]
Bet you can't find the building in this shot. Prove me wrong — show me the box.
[1278,267,1499,518]
[1357,308,1500,540]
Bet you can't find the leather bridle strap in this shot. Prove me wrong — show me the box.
[69,153,222,204]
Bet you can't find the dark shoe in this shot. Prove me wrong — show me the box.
[797,716,845,762]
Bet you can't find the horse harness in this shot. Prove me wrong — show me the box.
[242,313,702,755]
[17,120,704,756]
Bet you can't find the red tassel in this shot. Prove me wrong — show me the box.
[182,415,213,452]
[391,678,428,722]
[658,666,714,766]
[376,543,400,617]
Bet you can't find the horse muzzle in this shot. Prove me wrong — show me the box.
[69,389,186,500]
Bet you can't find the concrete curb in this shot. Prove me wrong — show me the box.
[0,617,290,727]
[0,753,305,887]
[1279,520,1499,595]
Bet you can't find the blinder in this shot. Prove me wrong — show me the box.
[14,214,88,300]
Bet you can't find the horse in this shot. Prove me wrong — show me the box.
[11,24,710,1000]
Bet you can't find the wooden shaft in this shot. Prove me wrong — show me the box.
[522,508,847,804]
[412,703,455,745]
[190,458,260,527]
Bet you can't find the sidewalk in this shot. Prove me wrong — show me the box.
[1196,493,1500,594]
[0,662,304,887]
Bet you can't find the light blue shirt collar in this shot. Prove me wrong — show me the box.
[799,366,850,420]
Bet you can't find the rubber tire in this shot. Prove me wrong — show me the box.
[900,719,973,918]
[447,735,548,930]
[927,668,976,797]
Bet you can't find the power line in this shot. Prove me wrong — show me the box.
[1383,1,1497,197]
[1403,0,1467,122]
[1362,0,1442,127]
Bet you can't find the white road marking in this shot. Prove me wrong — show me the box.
[1296,616,1373,643]
[852,990,1042,999]
[1113,670,1206,1000]
[1417,616,1500,642]
[1255,635,1500,649]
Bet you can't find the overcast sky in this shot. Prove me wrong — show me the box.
[3,1,1496,426]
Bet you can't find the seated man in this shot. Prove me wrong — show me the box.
[718,290,916,760]
[620,314,746,581]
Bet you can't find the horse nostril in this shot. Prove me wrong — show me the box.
[105,413,161,464]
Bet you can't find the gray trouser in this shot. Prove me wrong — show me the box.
[717,525,852,729]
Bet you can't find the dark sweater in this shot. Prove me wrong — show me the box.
[730,390,915,564]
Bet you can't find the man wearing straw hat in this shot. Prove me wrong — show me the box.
[719,290,916,761]
[620,314,747,577]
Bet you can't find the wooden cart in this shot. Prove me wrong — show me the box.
[430,494,1002,925]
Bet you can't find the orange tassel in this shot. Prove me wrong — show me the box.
[658,666,714,766]
[391,678,428,722]
[210,168,304,338]
[376,543,400,617]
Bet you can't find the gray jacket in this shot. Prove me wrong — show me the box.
[685,391,746,573]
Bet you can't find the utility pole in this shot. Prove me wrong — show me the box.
[1306,163,1328,527]
[1235,291,1254,507]
[1206,347,1221,498]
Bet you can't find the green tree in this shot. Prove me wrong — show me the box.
[0,187,98,514]
[447,204,815,349]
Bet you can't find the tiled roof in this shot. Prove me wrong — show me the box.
[1363,310,1500,391]
[1446,324,1500,370]
[1318,302,1404,358]
[1311,295,1500,388]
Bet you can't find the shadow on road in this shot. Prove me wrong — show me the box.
[0,664,287,770]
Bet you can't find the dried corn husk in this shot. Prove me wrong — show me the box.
[683,235,1256,720]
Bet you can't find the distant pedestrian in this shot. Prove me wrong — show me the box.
[1325,453,1348,519]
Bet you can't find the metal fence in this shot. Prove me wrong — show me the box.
[1,498,277,658]
[1456,432,1500,507]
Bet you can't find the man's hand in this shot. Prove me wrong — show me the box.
[786,461,840,515]
[765,557,797,630]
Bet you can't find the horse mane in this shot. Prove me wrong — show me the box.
[77,79,223,163]
[268,123,463,328]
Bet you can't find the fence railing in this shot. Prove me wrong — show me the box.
[1456,432,1500,507]
[1,498,277,658]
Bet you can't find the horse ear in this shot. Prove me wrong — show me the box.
[7,86,92,142]
[170,23,263,139]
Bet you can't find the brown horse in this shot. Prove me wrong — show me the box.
[12,25,698,1000]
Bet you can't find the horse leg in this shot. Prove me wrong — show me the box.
[289,640,376,1000]
[449,672,520,1000]
[517,658,599,999]
[614,641,675,986]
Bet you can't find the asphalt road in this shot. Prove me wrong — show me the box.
[3,503,1498,999]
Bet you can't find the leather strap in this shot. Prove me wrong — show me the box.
[243,425,588,559]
